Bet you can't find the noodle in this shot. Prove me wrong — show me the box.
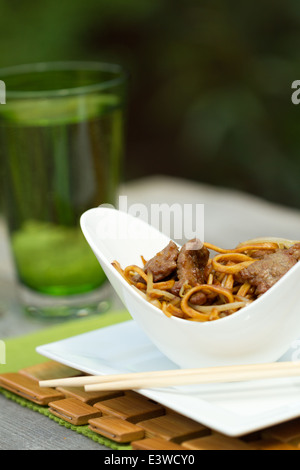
[203,241,279,254]
[181,285,235,321]
[212,254,255,274]
[112,239,298,323]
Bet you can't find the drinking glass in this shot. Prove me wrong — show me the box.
[0,61,127,318]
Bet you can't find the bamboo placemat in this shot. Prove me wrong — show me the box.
[1,360,300,450]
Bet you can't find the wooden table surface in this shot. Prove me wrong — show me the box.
[1,176,300,450]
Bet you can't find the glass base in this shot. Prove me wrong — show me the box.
[17,282,112,320]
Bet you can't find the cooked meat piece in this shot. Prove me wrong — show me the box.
[170,239,210,300]
[237,248,299,295]
[287,242,300,260]
[177,238,210,286]
[144,241,179,282]
[170,281,182,297]
[189,291,207,305]
[171,281,207,304]
[250,249,277,259]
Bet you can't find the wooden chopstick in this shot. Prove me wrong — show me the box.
[84,361,300,391]
[39,361,300,391]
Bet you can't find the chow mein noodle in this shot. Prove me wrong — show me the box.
[112,237,300,323]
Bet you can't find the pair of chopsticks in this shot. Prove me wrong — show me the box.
[39,361,300,392]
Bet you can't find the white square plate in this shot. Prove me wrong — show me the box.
[36,319,300,437]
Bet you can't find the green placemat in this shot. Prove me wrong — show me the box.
[0,310,133,450]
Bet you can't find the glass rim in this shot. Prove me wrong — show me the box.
[0,61,128,99]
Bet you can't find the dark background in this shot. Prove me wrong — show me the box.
[1,0,300,209]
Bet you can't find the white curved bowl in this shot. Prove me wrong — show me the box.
[81,207,300,368]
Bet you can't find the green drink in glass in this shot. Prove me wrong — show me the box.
[0,62,127,317]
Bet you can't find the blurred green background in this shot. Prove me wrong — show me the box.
[1,0,300,209]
